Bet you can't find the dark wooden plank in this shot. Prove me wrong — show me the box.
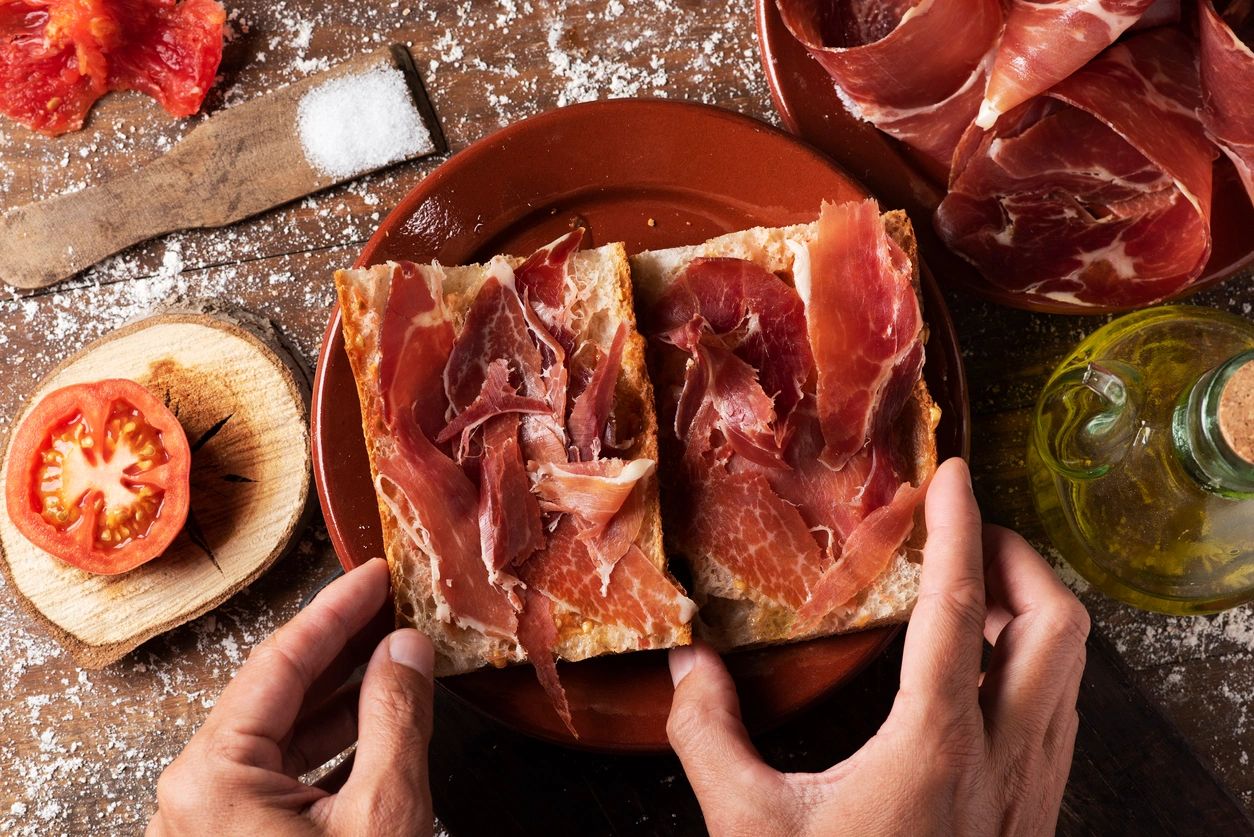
[430,633,1254,836]
[2,0,1253,831]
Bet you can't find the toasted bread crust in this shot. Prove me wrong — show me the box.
[629,210,941,650]
[335,244,689,677]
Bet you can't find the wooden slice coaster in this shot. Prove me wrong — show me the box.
[0,312,312,668]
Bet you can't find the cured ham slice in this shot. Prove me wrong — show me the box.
[535,458,654,590]
[443,264,566,464]
[937,29,1216,307]
[776,0,1002,171]
[373,262,518,639]
[797,200,923,469]
[976,0,1158,129]
[689,472,826,610]
[534,458,654,527]
[478,414,544,588]
[520,518,694,639]
[378,423,519,641]
[444,268,548,411]
[515,229,584,356]
[792,476,930,633]
[379,262,454,441]
[655,257,813,421]
[674,342,782,467]
[740,400,902,546]
[577,480,648,590]
[435,359,550,460]
[1199,0,1254,203]
[515,593,575,736]
[568,322,627,460]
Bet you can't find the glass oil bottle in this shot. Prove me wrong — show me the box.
[1028,306,1254,614]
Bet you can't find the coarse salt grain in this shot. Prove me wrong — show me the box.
[296,64,433,180]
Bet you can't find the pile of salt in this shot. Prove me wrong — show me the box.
[296,64,434,180]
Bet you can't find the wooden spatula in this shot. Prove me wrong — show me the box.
[0,44,446,290]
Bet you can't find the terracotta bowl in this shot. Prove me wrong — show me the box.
[312,99,971,752]
[754,0,1254,315]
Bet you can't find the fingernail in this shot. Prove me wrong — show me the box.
[955,457,972,490]
[669,645,696,686]
[389,629,434,676]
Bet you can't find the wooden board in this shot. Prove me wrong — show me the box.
[424,632,1254,836]
[0,313,312,668]
[0,1,1252,833]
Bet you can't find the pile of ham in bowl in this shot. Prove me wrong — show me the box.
[776,0,1253,309]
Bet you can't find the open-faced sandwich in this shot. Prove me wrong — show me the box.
[334,232,696,734]
[631,200,939,649]
[334,199,940,732]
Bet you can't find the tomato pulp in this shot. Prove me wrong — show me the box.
[4,379,192,574]
[0,0,226,135]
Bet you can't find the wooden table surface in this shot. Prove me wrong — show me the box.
[2,1,1252,834]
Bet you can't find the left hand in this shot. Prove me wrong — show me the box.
[147,557,436,837]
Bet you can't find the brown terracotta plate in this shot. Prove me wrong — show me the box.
[755,0,1254,315]
[312,98,970,752]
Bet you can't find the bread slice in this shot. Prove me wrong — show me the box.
[335,241,690,676]
[630,210,941,650]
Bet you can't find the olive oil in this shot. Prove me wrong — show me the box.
[1028,306,1254,615]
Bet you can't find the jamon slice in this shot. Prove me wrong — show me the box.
[477,414,544,590]
[775,0,1002,172]
[568,323,627,460]
[534,457,655,590]
[1199,0,1254,203]
[534,458,654,528]
[369,261,519,640]
[653,257,813,422]
[519,518,695,641]
[937,29,1215,308]
[792,476,930,634]
[514,228,584,356]
[688,471,826,611]
[976,0,1159,129]
[435,360,550,461]
[379,262,455,441]
[797,200,923,469]
[516,593,574,736]
[377,422,518,641]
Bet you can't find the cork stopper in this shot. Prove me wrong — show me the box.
[1218,358,1254,465]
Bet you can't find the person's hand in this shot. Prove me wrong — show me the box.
[148,558,435,837]
[666,457,1090,836]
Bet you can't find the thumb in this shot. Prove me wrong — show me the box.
[667,642,775,807]
[336,629,434,835]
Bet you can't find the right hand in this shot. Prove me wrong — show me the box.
[666,457,1090,836]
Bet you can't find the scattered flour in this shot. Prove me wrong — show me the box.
[0,4,775,829]
[2,0,1248,831]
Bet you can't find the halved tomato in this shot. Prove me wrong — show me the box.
[4,379,191,574]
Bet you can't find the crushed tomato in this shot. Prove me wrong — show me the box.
[0,0,225,135]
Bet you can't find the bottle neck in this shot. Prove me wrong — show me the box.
[1172,350,1254,499]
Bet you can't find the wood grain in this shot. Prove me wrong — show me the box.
[0,47,437,290]
[0,313,312,668]
[0,0,1251,833]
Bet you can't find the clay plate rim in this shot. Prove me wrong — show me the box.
[754,0,1254,315]
[312,98,970,752]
